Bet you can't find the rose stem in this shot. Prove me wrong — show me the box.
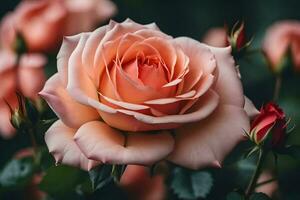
[273,75,282,102]
[28,127,38,162]
[245,149,267,198]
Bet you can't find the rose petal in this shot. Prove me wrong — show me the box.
[206,45,245,107]
[18,53,46,99]
[0,51,17,98]
[168,104,250,169]
[57,33,82,86]
[175,37,244,107]
[40,73,100,129]
[45,120,100,170]
[74,121,174,165]
[244,96,260,119]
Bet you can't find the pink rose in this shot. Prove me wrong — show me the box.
[263,20,300,72]
[120,165,166,200]
[7,0,116,52]
[41,19,253,170]
[0,52,46,138]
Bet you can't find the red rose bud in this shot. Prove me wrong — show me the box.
[248,102,287,148]
[9,93,39,130]
[229,22,252,59]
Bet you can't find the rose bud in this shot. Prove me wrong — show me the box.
[0,52,46,138]
[263,20,300,74]
[247,102,287,149]
[9,93,39,130]
[202,22,251,60]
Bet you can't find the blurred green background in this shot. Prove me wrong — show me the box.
[1,0,300,199]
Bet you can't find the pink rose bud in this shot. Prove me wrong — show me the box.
[263,20,300,73]
[248,102,287,148]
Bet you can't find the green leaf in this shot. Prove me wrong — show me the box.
[39,165,86,196]
[226,192,245,200]
[279,145,300,159]
[250,192,272,200]
[88,165,113,191]
[170,167,213,199]
[0,157,36,189]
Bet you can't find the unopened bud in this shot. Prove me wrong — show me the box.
[246,102,288,150]
[229,22,252,59]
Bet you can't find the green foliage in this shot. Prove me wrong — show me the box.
[0,157,36,189]
[170,167,213,199]
[39,165,87,197]
[279,145,300,159]
[226,192,245,200]
[88,165,113,192]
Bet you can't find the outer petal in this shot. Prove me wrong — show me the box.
[39,73,100,129]
[207,45,245,107]
[168,105,250,169]
[175,37,244,107]
[45,120,100,170]
[18,53,47,99]
[64,0,116,35]
[57,34,82,86]
[74,121,174,165]
[244,96,260,119]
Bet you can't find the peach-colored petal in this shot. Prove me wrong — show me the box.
[0,51,17,98]
[0,13,16,51]
[263,20,300,71]
[82,25,107,81]
[40,73,100,129]
[45,120,100,171]
[168,104,250,169]
[18,53,46,99]
[74,121,174,165]
[121,165,166,200]
[175,37,244,107]
[206,45,244,107]
[174,37,217,76]
[244,96,260,119]
[142,37,177,73]
[57,33,82,86]
[64,0,116,35]
[202,27,228,47]
[116,90,219,125]
[262,20,300,71]
[99,111,180,132]
[15,0,67,52]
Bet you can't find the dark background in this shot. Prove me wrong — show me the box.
[1,0,300,199]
